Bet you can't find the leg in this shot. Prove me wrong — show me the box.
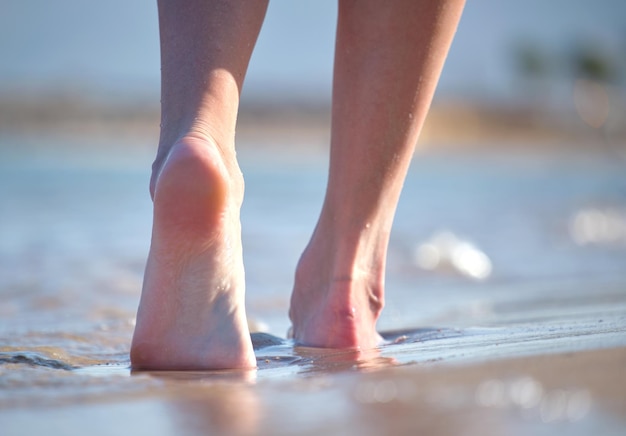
[131,0,268,370]
[289,0,465,349]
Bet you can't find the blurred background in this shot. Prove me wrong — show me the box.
[1,0,625,146]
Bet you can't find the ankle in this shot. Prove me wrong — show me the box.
[306,214,390,283]
[293,238,386,314]
[150,133,243,204]
[289,267,384,349]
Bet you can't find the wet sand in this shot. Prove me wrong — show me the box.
[1,132,626,435]
[1,343,625,435]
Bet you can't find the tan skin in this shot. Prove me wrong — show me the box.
[131,0,465,370]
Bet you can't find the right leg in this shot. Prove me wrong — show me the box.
[130,0,268,370]
[289,0,464,349]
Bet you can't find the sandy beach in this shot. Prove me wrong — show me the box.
[2,337,625,435]
[2,0,626,432]
[1,112,626,435]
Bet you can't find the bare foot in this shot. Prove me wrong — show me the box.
[131,135,256,370]
[289,217,385,350]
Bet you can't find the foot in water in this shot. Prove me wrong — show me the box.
[288,213,386,350]
[131,136,256,370]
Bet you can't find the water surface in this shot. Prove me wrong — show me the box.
[1,135,625,434]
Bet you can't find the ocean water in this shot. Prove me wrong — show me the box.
[1,135,626,434]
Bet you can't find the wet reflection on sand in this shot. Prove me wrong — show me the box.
[292,346,398,375]
[136,370,262,436]
[2,142,626,435]
[111,348,622,436]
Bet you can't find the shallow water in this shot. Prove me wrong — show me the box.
[1,135,626,434]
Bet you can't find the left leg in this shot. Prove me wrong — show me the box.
[131,0,268,370]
